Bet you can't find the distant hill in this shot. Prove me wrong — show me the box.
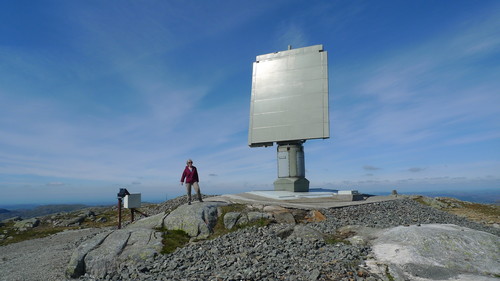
[372,189,500,205]
[416,190,500,205]
[0,204,89,221]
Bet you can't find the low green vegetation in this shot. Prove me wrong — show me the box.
[412,196,431,206]
[160,229,191,254]
[0,207,120,246]
[385,265,395,281]
[324,235,352,245]
[461,201,499,217]
[324,230,353,245]
[0,221,75,246]
[412,196,500,225]
[80,208,119,228]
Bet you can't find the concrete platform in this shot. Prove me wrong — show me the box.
[205,190,400,210]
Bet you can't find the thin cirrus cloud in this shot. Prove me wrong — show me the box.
[335,11,500,150]
[363,165,381,171]
[408,167,425,173]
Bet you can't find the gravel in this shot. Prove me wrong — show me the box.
[310,199,500,236]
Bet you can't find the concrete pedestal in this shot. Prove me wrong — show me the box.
[274,142,310,192]
[274,177,310,192]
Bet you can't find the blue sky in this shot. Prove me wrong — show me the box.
[1,0,499,205]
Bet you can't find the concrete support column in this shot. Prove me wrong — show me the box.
[273,142,310,192]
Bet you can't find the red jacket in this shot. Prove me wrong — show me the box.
[181,166,199,184]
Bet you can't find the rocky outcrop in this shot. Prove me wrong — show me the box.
[346,224,500,281]
[162,202,228,238]
[2,196,497,281]
[66,214,165,279]
[59,215,87,227]
[67,202,232,278]
[61,198,500,280]
[13,218,40,231]
[65,201,311,278]
[223,211,273,230]
[66,231,112,278]
[287,225,324,241]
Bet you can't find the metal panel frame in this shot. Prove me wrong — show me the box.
[249,45,329,147]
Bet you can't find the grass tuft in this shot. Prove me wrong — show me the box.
[160,229,191,254]
[385,265,395,281]
[324,234,352,245]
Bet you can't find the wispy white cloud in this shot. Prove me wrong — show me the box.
[363,165,381,171]
[46,182,65,186]
[334,10,500,150]
[275,23,308,49]
[408,167,425,173]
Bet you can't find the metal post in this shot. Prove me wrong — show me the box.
[117,198,122,229]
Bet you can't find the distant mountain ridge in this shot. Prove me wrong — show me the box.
[0,204,88,221]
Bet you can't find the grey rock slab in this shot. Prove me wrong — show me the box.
[236,213,249,226]
[118,228,163,263]
[371,224,500,279]
[288,225,324,241]
[163,202,228,238]
[61,215,86,226]
[262,205,288,212]
[13,218,40,229]
[126,212,166,230]
[84,229,131,278]
[224,212,240,230]
[273,211,296,224]
[247,211,272,222]
[402,263,458,280]
[66,230,113,278]
[0,228,106,281]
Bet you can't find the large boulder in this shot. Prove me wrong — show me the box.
[162,202,228,238]
[83,229,131,278]
[359,224,500,281]
[287,225,324,241]
[117,228,163,263]
[66,214,166,279]
[14,218,40,230]
[223,211,273,230]
[247,211,273,223]
[66,230,113,278]
[223,212,241,230]
[59,215,86,226]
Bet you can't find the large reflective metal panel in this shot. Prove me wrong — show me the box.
[248,45,329,147]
